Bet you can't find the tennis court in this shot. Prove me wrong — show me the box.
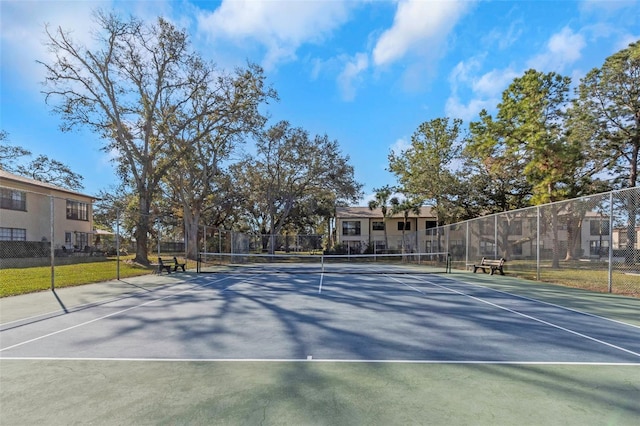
[1,261,639,424]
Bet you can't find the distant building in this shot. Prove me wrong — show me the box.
[0,170,97,251]
[335,206,437,253]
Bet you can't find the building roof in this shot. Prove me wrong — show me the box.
[0,169,96,200]
[336,206,435,219]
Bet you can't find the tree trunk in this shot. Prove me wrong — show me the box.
[183,208,200,260]
[134,196,151,265]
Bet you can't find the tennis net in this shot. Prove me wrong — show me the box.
[196,252,451,274]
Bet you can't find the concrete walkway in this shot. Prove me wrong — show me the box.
[0,272,197,325]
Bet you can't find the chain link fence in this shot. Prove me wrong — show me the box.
[417,187,639,296]
[198,227,324,255]
[2,183,638,297]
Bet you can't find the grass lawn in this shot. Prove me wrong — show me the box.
[0,257,157,298]
[510,268,640,296]
[2,256,638,298]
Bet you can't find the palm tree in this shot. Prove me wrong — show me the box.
[368,186,393,253]
[390,196,422,254]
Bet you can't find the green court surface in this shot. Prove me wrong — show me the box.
[1,360,638,425]
[1,271,639,425]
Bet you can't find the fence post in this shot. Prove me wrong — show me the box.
[608,192,614,293]
[202,225,206,254]
[50,195,55,291]
[116,209,120,280]
[536,206,540,281]
[466,221,469,269]
[494,215,498,258]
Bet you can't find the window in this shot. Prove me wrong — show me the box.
[590,240,609,256]
[397,221,411,231]
[511,220,522,235]
[342,221,361,236]
[76,232,89,249]
[372,221,385,231]
[511,241,523,256]
[0,227,26,241]
[425,220,437,230]
[590,219,609,236]
[480,240,495,256]
[66,200,89,221]
[374,240,386,252]
[65,232,72,244]
[0,188,26,211]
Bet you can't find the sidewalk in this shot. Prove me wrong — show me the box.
[0,272,197,325]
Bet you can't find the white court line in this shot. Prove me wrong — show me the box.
[401,274,640,359]
[0,276,202,329]
[440,274,640,330]
[1,357,638,366]
[0,276,234,353]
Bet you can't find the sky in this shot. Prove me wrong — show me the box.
[1,0,639,206]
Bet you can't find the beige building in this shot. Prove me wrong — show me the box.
[335,206,437,253]
[0,170,96,251]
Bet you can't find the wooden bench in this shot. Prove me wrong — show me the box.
[473,257,506,275]
[173,256,186,272]
[155,258,173,274]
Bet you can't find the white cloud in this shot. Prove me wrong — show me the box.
[614,34,640,51]
[1,1,108,91]
[197,0,352,70]
[580,0,638,14]
[372,0,473,67]
[446,56,517,121]
[472,68,520,97]
[483,19,524,51]
[445,96,495,123]
[337,52,369,101]
[390,137,410,156]
[448,56,483,92]
[527,27,586,72]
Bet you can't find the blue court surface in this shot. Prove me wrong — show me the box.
[2,271,639,362]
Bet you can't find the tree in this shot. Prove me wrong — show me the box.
[1,130,84,190]
[162,63,277,260]
[494,70,578,205]
[571,41,640,263]
[464,110,533,213]
[388,117,463,225]
[389,195,422,253]
[0,131,31,173]
[572,41,640,189]
[368,186,394,252]
[237,121,362,253]
[40,11,221,265]
[16,155,84,191]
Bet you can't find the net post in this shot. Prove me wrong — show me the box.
[447,252,451,273]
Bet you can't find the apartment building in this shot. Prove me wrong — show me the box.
[0,170,96,251]
[335,206,437,253]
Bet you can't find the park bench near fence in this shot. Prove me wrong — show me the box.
[154,258,173,274]
[473,257,506,275]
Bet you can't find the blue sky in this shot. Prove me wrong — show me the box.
[1,0,639,205]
